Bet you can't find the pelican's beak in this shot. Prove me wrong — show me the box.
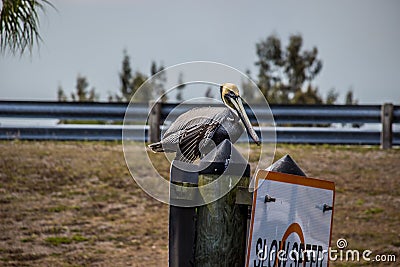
[228,95,261,145]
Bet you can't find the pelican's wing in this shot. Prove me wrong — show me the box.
[163,107,227,138]
[177,119,220,162]
[158,107,231,162]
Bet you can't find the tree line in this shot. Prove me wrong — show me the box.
[57,50,168,103]
[57,34,357,105]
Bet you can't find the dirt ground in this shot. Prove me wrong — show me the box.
[0,141,399,266]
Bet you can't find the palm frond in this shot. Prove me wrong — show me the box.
[0,0,54,55]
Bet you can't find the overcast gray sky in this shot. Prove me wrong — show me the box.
[0,0,399,104]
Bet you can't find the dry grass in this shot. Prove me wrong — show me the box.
[0,141,399,266]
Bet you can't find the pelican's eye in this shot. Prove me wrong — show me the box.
[224,92,238,110]
[226,91,238,100]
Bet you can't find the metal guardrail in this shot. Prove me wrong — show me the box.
[0,101,398,146]
[0,125,147,141]
[0,101,389,124]
[1,126,398,146]
[0,101,148,121]
[161,103,384,124]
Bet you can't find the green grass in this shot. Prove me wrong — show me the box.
[44,236,73,246]
[71,234,89,242]
[355,199,364,206]
[364,207,384,215]
[47,205,68,213]
[20,237,35,243]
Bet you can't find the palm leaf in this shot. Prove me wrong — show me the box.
[0,0,54,55]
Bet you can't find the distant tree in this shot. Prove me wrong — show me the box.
[176,73,185,101]
[151,61,167,102]
[108,92,123,102]
[344,88,361,127]
[0,0,54,55]
[292,85,323,105]
[345,89,358,105]
[107,94,114,102]
[131,71,149,102]
[205,87,213,98]
[70,75,98,102]
[109,50,148,102]
[241,69,256,103]
[56,75,98,102]
[120,49,133,100]
[160,91,168,103]
[57,85,67,102]
[150,61,160,76]
[325,89,339,105]
[255,34,324,104]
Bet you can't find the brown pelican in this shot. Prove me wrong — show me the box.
[148,83,260,162]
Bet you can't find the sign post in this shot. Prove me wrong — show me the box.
[246,170,335,267]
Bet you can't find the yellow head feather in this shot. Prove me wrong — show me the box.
[221,83,239,97]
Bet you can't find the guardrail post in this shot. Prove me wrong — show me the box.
[381,103,393,149]
[195,140,250,266]
[148,101,161,143]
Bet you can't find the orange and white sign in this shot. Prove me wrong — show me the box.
[246,170,335,267]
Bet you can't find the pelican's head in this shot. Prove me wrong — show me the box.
[220,83,261,145]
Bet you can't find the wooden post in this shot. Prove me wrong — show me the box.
[148,101,161,143]
[195,140,250,266]
[381,103,393,149]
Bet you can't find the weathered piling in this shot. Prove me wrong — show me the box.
[168,140,250,267]
[195,140,250,266]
